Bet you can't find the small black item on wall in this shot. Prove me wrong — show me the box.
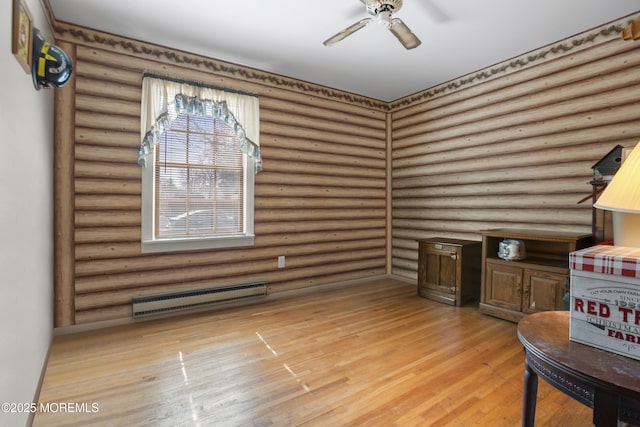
[31,27,73,90]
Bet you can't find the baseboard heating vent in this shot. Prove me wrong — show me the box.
[132,281,267,318]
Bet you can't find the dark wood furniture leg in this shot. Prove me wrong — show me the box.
[522,359,538,427]
[593,391,618,427]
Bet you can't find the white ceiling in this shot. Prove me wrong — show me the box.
[48,0,640,102]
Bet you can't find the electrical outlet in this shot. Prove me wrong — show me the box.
[277,256,285,268]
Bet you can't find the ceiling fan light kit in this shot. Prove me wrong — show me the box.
[323,0,422,50]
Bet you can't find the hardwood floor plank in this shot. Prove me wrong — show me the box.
[33,278,592,426]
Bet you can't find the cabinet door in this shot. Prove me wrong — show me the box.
[522,269,567,314]
[485,262,522,311]
[425,247,459,294]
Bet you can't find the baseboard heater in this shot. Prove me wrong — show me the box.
[132,281,267,318]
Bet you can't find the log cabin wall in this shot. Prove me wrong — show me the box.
[52,23,389,327]
[389,15,640,280]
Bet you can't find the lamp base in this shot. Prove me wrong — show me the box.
[612,211,640,247]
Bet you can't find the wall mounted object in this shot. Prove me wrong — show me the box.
[31,28,73,90]
[11,0,33,73]
[622,16,640,40]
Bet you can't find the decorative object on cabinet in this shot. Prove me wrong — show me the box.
[594,142,640,247]
[417,238,482,306]
[479,228,591,323]
[497,239,526,261]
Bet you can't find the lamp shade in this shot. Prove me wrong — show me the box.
[594,142,640,213]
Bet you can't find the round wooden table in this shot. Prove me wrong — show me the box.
[517,311,640,427]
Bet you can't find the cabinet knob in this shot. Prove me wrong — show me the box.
[450,253,458,261]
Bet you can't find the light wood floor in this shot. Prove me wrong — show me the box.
[33,278,592,426]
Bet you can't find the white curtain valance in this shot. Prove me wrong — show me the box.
[138,76,261,173]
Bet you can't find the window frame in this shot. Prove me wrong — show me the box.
[139,78,258,254]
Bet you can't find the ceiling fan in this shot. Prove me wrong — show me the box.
[323,0,421,50]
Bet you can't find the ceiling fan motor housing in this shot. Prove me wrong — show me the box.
[367,0,403,16]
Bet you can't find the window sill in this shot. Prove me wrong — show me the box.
[141,234,255,253]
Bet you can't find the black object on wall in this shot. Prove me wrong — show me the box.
[31,27,73,90]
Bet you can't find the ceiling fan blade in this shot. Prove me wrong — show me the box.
[323,18,372,46]
[389,18,422,49]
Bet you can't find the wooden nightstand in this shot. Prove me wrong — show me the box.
[417,238,482,306]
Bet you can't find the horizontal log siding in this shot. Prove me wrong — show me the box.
[55,32,387,325]
[391,37,640,281]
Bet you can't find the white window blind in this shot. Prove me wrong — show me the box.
[156,114,244,238]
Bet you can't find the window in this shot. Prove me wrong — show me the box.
[139,76,260,253]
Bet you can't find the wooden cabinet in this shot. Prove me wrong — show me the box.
[480,229,591,322]
[522,269,567,314]
[484,261,521,312]
[417,238,482,306]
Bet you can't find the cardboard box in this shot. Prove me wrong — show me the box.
[569,245,640,361]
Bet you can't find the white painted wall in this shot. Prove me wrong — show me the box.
[0,1,54,426]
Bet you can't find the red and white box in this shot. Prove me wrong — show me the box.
[569,245,640,361]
